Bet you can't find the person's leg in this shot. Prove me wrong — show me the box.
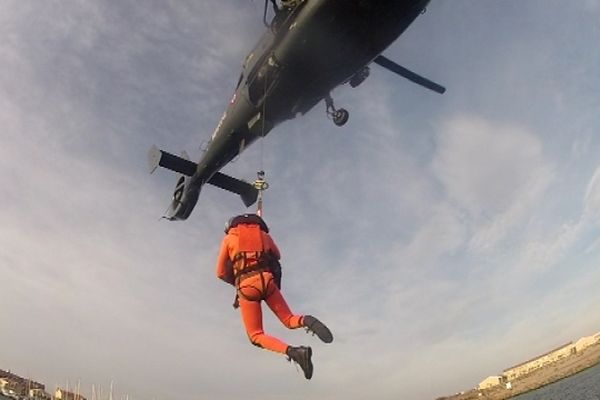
[262,281,316,379]
[264,279,303,329]
[238,275,290,354]
[238,285,313,379]
[264,279,333,343]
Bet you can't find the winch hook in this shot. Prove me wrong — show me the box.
[253,171,269,217]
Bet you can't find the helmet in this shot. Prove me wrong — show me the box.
[225,214,269,234]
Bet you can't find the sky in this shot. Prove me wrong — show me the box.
[1,1,600,399]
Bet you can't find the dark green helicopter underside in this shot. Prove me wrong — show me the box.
[150,0,442,220]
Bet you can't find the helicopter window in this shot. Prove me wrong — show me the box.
[247,56,281,105]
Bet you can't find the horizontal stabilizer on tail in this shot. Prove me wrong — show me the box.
[148,145,258,207]
[148,145,197,176]
[208,173,258,207]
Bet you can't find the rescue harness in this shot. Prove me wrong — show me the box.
[227,173,280,307]
[232,223,268,281]
[227,216,282,292]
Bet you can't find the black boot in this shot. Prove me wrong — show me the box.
[286,346,313,380]
[303,315,333,343]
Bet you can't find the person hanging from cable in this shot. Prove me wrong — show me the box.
[216,213,333,379]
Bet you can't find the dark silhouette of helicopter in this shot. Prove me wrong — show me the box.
[149,0,445,220]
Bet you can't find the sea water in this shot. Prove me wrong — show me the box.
[512,362,600,400]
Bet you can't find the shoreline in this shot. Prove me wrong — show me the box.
[437,342,600,400]
[510,361,600,398]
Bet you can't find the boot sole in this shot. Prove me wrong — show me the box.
[305,347,313,380]
[310,320,333,343]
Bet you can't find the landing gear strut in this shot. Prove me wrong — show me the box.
[325,94,349,127]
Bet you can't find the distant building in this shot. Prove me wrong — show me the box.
[473,328,600,396]
[478,375,504,390]
[54,388,86,400]
[503,342,575,380]
[0,379,10,397]
[0,370,45,397]
[30,388,52,400]
[575,335,598,352]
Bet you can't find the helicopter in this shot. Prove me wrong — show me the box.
[149,0,445,220]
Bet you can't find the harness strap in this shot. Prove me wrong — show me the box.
[230,223,278,302]
[234,262,270,286]
[232,224,267,277]
[236,268,275,302]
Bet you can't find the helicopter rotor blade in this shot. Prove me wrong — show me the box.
[373,55,446,94]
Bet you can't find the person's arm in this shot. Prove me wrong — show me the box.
[216,237,234,285]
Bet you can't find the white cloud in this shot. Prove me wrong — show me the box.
[387,202,466,273]
[432,115,554,253]
[585,0,600,11]
[512,165,600,274]
[583,165,600,218]
[517,221,582,273]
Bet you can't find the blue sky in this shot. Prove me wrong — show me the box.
[1,1,600,399]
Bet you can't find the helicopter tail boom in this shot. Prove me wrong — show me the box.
[148,145,259,211]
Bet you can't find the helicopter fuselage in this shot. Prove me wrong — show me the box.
[153,0,434,220]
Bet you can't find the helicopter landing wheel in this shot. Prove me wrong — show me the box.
[333,108,349,126]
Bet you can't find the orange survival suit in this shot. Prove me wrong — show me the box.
[216,214,304,354]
